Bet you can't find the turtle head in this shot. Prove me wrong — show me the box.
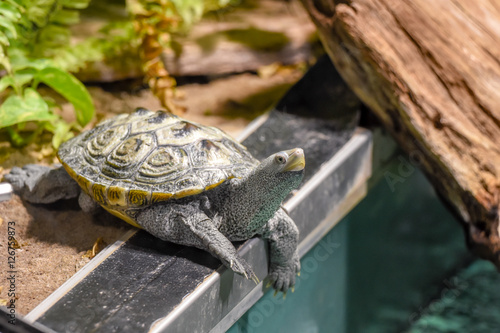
[249,148,305,201]
[264,148,305,175]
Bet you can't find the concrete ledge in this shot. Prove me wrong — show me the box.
[25,120,371,333]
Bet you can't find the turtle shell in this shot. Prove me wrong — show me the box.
[57,108,259,212]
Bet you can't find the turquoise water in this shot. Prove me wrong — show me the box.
[407,260,500,333]
[228,155,496,333]
[228,215,347,333]
[345,160,472,333]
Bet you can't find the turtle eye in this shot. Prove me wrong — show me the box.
[275,153,287,164]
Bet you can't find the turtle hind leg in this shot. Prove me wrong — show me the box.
[78,192,103,215]
[5,164,80,204]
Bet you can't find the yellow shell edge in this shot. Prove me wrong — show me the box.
[204,179,226,191]
[151,192,173,203]
[92,183,107,205]
[107,186,127,207]
[59,160,93,197]
[128,189,151,207]
[173,188,204,199]
[101,205,143,229]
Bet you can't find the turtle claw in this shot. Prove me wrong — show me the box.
[267,255,300,294]
[271,290,287,299]
[229,257,258,284]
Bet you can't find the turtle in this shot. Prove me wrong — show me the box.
[5,108,305,293]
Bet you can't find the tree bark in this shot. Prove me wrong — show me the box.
[301,0,500,265]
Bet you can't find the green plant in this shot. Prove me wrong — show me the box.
[0,0,94,148]
[0,0,239,149]
[126,0,221,113]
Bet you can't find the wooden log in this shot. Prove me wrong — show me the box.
[301,0,500,265]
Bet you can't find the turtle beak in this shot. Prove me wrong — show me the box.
[283,148,305,172]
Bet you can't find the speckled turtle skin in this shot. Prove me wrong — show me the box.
[6,108,305,292]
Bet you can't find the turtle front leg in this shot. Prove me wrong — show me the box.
[136,201,259,283]
[259,208,300,293]
[5,164,80,204]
